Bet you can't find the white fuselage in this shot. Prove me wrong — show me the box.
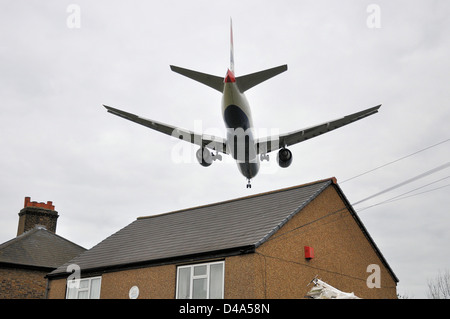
[221,78,260,180]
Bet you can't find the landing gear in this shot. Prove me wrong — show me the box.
[246,179,252,188]
[260,153,269,161]
[211,151,222,161]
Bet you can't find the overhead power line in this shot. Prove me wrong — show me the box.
[352,162,450,206]
[355,176,450,212]
[265,171,450,244]
[341,138,450,184]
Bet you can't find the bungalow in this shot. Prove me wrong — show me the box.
[46,178,398,299]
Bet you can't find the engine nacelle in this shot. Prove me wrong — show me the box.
[277,148,293,168]
[196,148,213,167]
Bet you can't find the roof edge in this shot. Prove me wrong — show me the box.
[46,245,255,279]
[331,183,399,283]
[254,179,334,248]
[0,261,55,272]
[137,177,338,220]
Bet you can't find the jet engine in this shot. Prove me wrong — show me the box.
[196,148,213,167]
[277,148,293,168]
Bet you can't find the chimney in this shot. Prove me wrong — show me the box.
[17,197,59,236]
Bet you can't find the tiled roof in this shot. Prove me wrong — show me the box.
[0,226,86,269]
[49,179,334,276]
[48,178,397,283]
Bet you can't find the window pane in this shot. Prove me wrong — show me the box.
[192,278,207,299]
[66,286,77,299]
[177,267,191,299]
[79,279,89,289]
[209,263,223,299]
[78,290,89,299]
[90,278,101,299]
[194,265,207,276]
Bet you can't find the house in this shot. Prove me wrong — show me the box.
[46,178,398,299]
[0,197,86,299]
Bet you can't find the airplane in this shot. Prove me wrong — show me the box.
[103,20,381,188]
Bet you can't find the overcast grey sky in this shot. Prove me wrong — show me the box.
[1,0,449,298]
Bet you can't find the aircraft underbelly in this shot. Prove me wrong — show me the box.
[237,161,260,180]
[222,84,259,179]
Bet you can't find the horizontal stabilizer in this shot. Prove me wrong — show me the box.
[237,65,288,92]
[170,65,224,93]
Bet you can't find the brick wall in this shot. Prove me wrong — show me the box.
[0,267,49,299]
[17,207,59,236]
[254,185,398,298]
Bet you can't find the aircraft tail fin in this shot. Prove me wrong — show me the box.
[170,65,224,93]
[230,17,235,73]
[170,19,287,93]
[236,64,288,92]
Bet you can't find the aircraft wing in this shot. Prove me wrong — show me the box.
[256,105,381,154]
[103,105,228,154]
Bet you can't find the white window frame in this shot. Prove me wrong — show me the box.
[66,276,102,299]
[176,261,224,299]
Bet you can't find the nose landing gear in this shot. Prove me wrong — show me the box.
[246,180,252,188]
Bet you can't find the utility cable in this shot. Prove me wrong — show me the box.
[266,166,450,244]
[351,162,450,206]
[341,138,450,184]
[356,181,450,212]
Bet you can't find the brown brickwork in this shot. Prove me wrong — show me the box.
[0,197,85,299]
[17,207,59,236]
[0,266,49,299]
[252,185,397,299]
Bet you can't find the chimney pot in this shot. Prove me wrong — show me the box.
[24,197,31,208]
[47,201,54,210]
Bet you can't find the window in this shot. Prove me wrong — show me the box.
[66,276,101,299]
[176,261,224,299]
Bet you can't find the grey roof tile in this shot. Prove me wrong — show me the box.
[49,179,332,276]
[0,226,86,269]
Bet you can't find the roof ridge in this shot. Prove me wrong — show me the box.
[42,228,87,251]
[137,177,337,220]
[0,226,40,251]
[0,225,86,252]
